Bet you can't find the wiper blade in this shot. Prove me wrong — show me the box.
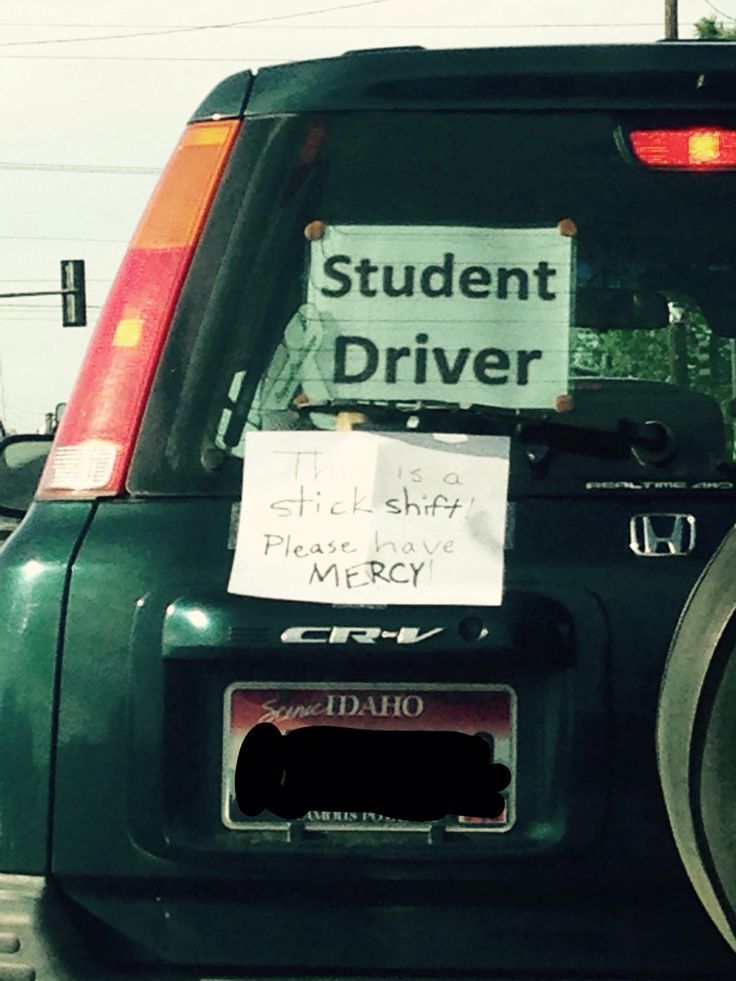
[296,398,524,432]
[296,400,676,467]
[297,398,478,415]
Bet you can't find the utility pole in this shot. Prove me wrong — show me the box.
[665,1,678,40]
[664,3,689,385]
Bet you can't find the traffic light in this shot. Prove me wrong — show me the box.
[60,259,86,327]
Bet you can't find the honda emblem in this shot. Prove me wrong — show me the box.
[629,513,696,557]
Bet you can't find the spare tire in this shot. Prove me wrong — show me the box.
[657,522,736,954]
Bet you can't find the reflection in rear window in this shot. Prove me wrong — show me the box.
[131,111,736,494]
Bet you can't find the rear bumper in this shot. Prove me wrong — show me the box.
[0,875,208,981]
[1,873,734,981]
[0,874,124,981]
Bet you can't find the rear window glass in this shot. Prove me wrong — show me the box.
[131,110,736,495]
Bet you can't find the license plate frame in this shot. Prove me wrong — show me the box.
[222,682,516,834]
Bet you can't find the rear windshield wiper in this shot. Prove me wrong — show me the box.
[298,397,496,429]
[296,399,676,470]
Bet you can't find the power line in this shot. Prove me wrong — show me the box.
[0,321,98,325]
[0,309,104,315]
[0,161,160,174]
[0,303,102,310]
[0,234,125,243]
[0,0,394,48]
[0,22,188,28]
[0,278,109,283]
[1,404,48,420]
[0,21,665,31]
[705,1,736,21]
[0,24,671,63]
[0,55,286,61]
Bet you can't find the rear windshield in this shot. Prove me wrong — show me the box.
[130,109,736,495]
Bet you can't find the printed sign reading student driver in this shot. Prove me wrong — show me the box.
[300,224,573,410]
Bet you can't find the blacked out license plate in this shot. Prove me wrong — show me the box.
[222,682,516,834]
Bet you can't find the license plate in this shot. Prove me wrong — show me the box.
[222,683,516,834]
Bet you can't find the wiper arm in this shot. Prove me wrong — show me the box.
[617,419,675,461]
[521,418,673,458]
[520,418,676,473]
[297,400,676,468]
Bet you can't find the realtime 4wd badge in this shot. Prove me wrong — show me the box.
[295,223,574,410]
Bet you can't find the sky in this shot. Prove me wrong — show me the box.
[0,0,728,433]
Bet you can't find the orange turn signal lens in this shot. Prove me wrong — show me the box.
[132,120,239,250]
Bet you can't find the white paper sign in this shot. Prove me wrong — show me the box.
[227,431,510,606]
[293,224,573,410]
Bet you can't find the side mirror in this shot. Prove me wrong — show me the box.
[0,434,53,516]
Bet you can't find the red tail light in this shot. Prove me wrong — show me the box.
[629,128,736,170]
[38,119,240,498]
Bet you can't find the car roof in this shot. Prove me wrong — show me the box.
[190,42,736,120]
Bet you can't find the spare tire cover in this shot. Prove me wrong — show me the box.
[657,522,736,953]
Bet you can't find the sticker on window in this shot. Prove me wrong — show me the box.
[226,430,510,606]
[286,223,574,410]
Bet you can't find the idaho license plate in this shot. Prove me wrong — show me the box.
[222,683,515,834]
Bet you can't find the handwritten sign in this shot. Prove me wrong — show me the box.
[227,431,510,606]
[293,224,574,410]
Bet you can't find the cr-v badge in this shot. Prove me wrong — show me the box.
[629,513,696,557]
[281,626,445,644]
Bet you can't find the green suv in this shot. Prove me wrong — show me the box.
[1,42,736,980]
